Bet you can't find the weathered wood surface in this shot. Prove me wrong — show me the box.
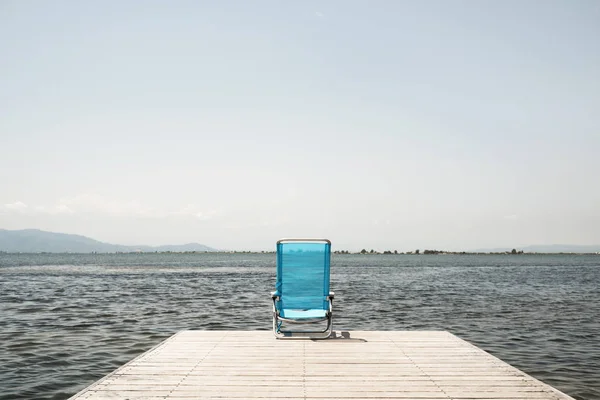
[70,330,574,400]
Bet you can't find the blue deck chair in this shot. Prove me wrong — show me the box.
[271,239,334,339]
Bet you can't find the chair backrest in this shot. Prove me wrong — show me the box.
[276,239,331,311]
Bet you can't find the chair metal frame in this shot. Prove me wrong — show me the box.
[271,238,334,339]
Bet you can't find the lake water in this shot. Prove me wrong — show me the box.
[0,253,598,400]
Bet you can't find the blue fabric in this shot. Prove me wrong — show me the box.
[275,241,331,317]
[280,309,327,319]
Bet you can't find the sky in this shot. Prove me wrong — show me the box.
[1,1,599,251]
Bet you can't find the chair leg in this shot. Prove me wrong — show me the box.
[272,312,281,338]
[273,313,333,340]
[325,313,333,338]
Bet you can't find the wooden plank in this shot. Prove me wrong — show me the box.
[69,331,575,400]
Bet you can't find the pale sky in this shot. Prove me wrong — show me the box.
[1,1,599,251]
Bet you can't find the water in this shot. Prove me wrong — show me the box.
[0,253,599,400]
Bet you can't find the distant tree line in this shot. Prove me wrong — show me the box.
[332,248,527,255]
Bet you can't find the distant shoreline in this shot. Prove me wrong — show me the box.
[1,250,599,255]
[3,230,599,255]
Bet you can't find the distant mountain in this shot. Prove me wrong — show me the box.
[0,229,218,253]
[474,244,600,253]
[150,243,218,252]
[520,244,600,253]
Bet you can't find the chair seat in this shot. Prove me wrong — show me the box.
[280,309,327,320]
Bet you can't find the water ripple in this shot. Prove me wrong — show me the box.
[0,253,598,400]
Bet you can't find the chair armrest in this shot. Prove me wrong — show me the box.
[327,292,334,313]
[271,291,281,315]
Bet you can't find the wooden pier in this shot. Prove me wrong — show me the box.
[70,330,574,400]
